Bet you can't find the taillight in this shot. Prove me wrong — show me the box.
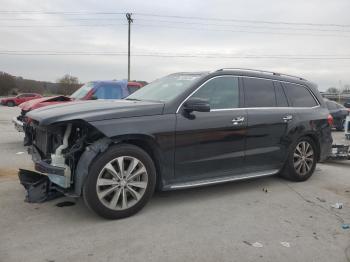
[327,114,334,126]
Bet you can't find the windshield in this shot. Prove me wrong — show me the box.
[126,73,204,102]
[70,82,95,99]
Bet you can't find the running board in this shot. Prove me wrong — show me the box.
[168,169,279,190]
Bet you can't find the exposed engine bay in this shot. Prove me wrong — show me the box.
[20,121,107,201]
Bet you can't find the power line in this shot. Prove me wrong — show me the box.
[135,13,350,28]
[0,21,348,37]
[0,10,348,28]
[0,51,349,60]
[134,18,350,33]
[133,24,350,38]
[1,17,349,34]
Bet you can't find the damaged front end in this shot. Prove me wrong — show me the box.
[19,120,109,203]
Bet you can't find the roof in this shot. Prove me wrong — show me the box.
[213,68,310,86]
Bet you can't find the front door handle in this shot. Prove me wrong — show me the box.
[283,115,293,122]
[232,116,245,125]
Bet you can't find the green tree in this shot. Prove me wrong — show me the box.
[57,74,81,95]
[0,72,16,95]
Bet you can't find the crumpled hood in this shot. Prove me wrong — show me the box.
[27,99,165,126]
[19,96,72,111]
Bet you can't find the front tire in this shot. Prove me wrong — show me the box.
[280,137,317,182]
[83,144,156,219]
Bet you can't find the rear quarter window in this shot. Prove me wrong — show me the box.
[282,83,318,107]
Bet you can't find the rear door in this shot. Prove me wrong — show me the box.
[243,78,295,173]
[175,76,247,181]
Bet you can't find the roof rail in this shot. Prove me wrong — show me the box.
[216,68,306,81]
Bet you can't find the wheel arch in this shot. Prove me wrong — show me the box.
[111,134,163,190]
[301,133,321,161]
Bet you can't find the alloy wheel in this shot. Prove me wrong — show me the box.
[96,156,148,210]
[293,141,314,176]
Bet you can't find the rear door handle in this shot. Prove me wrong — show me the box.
[283,115,293,122]
[232,116,245,125]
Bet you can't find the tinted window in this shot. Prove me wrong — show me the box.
[274,82,289,107]
[244,78,276,107]
[283,83,318,107]
[326,101,337,110]
[94,84,122,99]
[191,76,239,109]
[127,85,140,94]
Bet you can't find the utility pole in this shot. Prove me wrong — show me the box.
[126,13,133,81]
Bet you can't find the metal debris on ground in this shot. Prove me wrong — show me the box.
[243,241,264,248]
[16,151,24,155]
[280,242,291,248]
[331,203,343,209]
[316,197,326,203]
[252,242,263,248]
[342,224,350,229]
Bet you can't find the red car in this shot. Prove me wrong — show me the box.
[13,80,146,132]
[0,93,42,107]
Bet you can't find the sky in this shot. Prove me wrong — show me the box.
[0,0,350,91]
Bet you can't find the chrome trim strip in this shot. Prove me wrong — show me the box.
[210,105,320,112]
[169,169,279,189]
[176,74,320,113]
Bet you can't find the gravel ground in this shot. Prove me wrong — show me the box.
[0,105,349,262]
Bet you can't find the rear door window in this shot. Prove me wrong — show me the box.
[283,83,318,107]
[191,76,239,109]
[243,78,276,107]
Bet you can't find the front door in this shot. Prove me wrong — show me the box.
[175,76,247,181]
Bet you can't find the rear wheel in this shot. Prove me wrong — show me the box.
[280,137,317,182]
[6,101,15,107]
[83,144,156,219]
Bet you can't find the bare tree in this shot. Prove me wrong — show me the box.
[57,74,81,95]
[326,87,340,94]
[0,72,16,95]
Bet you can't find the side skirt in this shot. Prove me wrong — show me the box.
[165,169,279,190]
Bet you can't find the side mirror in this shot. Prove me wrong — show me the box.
[183,98,210,113]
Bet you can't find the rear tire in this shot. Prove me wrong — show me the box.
[83,144,156,219]
[6,101,15,107]
[280,137,317,182]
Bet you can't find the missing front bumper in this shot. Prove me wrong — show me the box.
[18,169,63,203]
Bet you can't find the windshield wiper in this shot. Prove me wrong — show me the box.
[125,98,142,101]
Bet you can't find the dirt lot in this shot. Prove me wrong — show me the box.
[0,106,349,262]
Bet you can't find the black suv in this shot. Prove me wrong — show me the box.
[21,68,332,219]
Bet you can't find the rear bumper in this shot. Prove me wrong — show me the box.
[12,117,24,132]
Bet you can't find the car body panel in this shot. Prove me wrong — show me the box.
[27,99,165,126]
[23,69,333,193]
[1,93,42,106]
[174,109,247,182]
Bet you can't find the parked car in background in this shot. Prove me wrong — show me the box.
[344,100,350,109]
[324,98,349,131]
[13,80,146,133]
[0,93,42,107]
[19,69,332,219]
